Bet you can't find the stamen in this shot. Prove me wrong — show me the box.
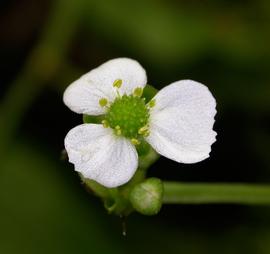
[143,130,150,137]
[99,98,108,107]
[138,126,148,135]
[113,79,122,89]
[148,99,156,108]
[133,87,143,97]
[102,120,109,128]
[115,125,122,136]
[131,138,140,145]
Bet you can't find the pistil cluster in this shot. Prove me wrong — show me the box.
[99,79,154,145]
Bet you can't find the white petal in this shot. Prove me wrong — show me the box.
[146,80,217,163]
[64,124,138,188]
[63,58,147,115]
[63,78,110,115]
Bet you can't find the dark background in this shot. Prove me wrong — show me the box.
[1,0,270,253]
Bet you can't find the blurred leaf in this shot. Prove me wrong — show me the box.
[0,142,126,254]
[82,0,270,65]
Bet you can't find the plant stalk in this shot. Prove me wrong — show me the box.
[163,182,270,205]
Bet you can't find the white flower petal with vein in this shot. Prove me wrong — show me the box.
[146,80,217,163]
[64,124,138,188]
[63,58,147,115]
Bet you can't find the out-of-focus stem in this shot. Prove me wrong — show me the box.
[0,0,85,157]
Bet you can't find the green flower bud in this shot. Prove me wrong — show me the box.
[129,178,163,215]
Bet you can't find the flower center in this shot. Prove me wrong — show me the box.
[98,80,156,144]
[105,94,149,139]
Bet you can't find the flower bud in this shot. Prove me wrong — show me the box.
[129,178,163,215]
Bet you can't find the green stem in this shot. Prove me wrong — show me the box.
[0,0,84,157]
[163,182,270,205]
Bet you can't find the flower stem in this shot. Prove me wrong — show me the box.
[163,182,270,205]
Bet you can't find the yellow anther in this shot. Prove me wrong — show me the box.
[148,99,156,108]
[113,79,122,89]
[143,130,150,137]
[99,98,108,107]
[115,125,122,135]
[133,87,143,97]
[138,126,149,135]
[131,138,140,145]
[101,120,109,128]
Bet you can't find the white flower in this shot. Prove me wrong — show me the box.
[64,58,217,188]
